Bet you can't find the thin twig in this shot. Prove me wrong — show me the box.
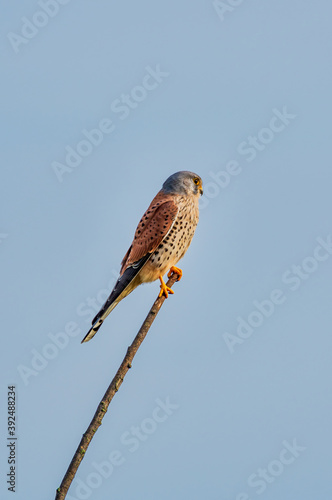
[55,272,179,500]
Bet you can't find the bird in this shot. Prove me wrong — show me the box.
[81,171,203,343]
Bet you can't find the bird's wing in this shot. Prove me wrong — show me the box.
[81,193,178,343]
[120,191,179,273]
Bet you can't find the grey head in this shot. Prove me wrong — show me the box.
[162,171,203,197]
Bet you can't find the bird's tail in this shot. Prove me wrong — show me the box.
[81,254,152,343]
[81,299,119,343]
[81,318,104,343]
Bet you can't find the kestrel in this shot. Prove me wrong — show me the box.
[81,171,203,343]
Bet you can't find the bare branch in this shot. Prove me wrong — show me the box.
[55,272,179,500]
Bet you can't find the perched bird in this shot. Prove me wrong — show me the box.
[81,171,203,343]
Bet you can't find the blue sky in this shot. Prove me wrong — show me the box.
[1,1,332,499]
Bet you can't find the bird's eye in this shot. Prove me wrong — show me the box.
[193,177,200,185]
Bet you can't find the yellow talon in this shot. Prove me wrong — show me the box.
[159,275,175,298]
[167,266,183,281]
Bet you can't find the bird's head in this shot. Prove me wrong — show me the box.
[162,171,203,197]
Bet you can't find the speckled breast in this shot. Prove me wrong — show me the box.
[149,196,199,275]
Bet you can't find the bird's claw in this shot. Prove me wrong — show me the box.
[159,276,175,298]
[167,266,183,281]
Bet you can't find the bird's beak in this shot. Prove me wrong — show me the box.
[199,187,203,196]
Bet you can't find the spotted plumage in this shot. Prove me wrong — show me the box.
[81,171,203,343]
[147,196,199,276]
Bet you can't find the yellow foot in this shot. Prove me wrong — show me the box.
[158,275,175,298]
[167,266,183,281]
